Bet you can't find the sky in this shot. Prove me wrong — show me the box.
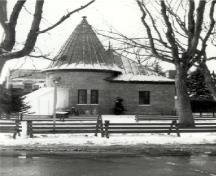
[0,0,174,76]
[0,0,216,81]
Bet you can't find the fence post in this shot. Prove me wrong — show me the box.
[175,122,180,137]
[135,115,138,122]
[13,119,20,139]
[95,115,99,136]
[19,113,23,121]
[100,115,104,137]
[95,114,100,136]
[27,121,29,136]
[16,119,21,136]
[104,120,110,138]
[168,120,175,135]
[27,121,33,138]
[95,114,104,137]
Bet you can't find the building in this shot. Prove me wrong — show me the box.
[7,69,46,94]
[25,17,175,115]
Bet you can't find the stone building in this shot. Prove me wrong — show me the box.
[26,17,175,115]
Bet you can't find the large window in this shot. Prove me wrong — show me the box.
[78,89,87,104]
[139,91,150,105]
[91,90,99,104]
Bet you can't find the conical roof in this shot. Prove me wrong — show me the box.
[44,17,174,83]
[46,17,122,72]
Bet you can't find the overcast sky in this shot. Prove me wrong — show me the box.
[0,0,215,79]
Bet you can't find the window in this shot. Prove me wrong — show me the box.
[91,90,99,104]
[78,89,87,104]
[139,91,150,105]
[24,83,33,92]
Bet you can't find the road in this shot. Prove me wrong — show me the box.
[0,151,216,176]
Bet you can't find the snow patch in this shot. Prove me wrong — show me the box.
[111,74,174,82]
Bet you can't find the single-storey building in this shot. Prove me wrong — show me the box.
[25,17,175,115]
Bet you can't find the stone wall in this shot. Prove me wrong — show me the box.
[45,70,175,115]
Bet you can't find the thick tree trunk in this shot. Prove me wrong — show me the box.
[200,62,216,101]
[175,64,194,127]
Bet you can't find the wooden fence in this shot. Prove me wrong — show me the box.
[0,119,21,139]
[26,115,104,138]
[104,119,216,138]
[169,120,216,137]
[103,120,179,138]
[0,113,21,120]
[135,114,216,122]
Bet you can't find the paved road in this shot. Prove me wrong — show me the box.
[0,152,216,176]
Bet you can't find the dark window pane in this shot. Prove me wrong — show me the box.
[78,89,87,104]
[139,91,150,104]
[91,90,99,104]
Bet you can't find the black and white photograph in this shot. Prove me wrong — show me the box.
[0,0,216,175]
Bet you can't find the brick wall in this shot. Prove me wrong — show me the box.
[46,71,175,115]
[109,82,175,115]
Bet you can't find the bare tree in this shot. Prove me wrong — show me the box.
[0,0,95,75]
[131,0,216,127]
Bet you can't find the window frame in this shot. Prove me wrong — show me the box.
[90,89,99,105]
[78,89,87,104]
[139,91,150,105]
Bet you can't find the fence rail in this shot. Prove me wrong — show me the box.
[135,114,216,121]
[104,119,216,138]
[26,115,104,138]
[103,120,180,138]
[0,119,21,139]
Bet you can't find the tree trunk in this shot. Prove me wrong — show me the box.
[175,64,194,127]
[0,58,7,78]
[200,62,216,101]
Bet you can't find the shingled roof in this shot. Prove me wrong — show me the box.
[46,16,122,72]
[45,17,174,83]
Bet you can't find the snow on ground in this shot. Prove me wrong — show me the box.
[102,115,137,123]
[0,115,216,147]
[1,132,216,147]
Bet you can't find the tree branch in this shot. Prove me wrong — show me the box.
[166,3,188,36]
[201,0,216,51]
[0,0,26,51]
[136,0,173,64]
[0,0,44,60]
[188,0,206,57]
[142,4,170,50]
[39,0,95,33]
[160,0,179,61]
[189,0,216,67]
[188,0,195,47]
[0,0,7,29]
[28,54,52,61]
[9,0,26,28]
